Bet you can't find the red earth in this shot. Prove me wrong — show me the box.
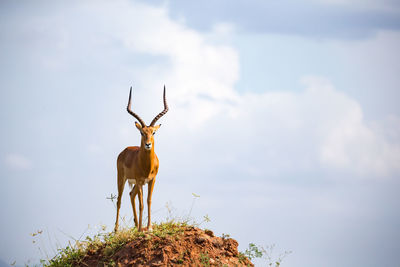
[79,226,253,266]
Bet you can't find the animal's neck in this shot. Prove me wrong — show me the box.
[139,142,155,171]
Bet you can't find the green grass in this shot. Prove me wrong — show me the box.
[199,251,210,267]
[42,221,188,267]
[37,222,290,267]
[30,194,291,267]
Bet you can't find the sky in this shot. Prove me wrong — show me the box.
[0,0,400,266]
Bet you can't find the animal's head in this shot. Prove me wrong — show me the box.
[135,123,160,150]
[126,86,168,151]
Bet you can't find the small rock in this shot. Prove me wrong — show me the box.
[212,238,223,248]
[205,229,214,237]
[195,236,206,243]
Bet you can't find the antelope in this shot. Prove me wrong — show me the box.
[114,86,168,232]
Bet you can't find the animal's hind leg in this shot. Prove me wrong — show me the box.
[130,185,139,228]
[114,167,125,232]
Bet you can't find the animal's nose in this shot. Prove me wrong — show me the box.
[145,143,152,147]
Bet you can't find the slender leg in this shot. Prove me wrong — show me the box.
[138,185,144,232]
[147,178,156,232]
[130,185,139,228]
[114,168,125,232]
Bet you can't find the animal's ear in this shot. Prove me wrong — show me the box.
[135,122,143,131]
[154,124,161,131]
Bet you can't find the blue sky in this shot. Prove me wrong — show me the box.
[1,1,400,266]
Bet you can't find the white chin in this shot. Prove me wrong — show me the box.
[145,146,152,150]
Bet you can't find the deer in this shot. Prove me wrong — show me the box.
[114,86,168,232]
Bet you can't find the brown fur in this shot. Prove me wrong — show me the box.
[114,123,161,232]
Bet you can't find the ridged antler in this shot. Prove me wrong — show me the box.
[127,87,146,127]
[150,85,169,126]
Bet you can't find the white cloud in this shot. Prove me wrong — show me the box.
[160,75,400,178]
[70,1,239,129]
[303,77,400,176]
[85,1,398,178]
[7,0,399,179]
[4,153,33,170]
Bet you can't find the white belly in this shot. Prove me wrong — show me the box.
[128,177,152,186]
[128,179,136,185]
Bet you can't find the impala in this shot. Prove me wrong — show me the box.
[114,86,168,232]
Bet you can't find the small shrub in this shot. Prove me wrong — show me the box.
[242,243,292,267]
[244,243,264,260]
[199,251,210,267]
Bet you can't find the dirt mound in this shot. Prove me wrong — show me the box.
[80,226,253,266]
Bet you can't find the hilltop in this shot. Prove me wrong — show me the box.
[44,222,253,266]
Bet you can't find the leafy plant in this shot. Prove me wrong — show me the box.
[199,251,210,267]
[241,243,292,267]
[244,243,264,260]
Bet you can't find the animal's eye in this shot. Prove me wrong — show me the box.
[153,132,156,135]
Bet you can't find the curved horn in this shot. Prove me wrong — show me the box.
[150,85,169,126]
[127,87,146,127]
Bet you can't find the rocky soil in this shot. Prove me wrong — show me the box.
[79,226,253,266]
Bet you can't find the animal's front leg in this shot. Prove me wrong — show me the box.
[130,185,139,228]
[147,178,156,232]
[138,185,144,232]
